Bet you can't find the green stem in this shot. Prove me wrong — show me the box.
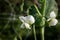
[20,0,24,12]
[34,4,42,17]
[41,27,44,40]
[42,0,46,16]
[20,2,24,12]
[19,35,22,40]
[27,6,32,15]
[41,0,46,40]
[33,25,37,40]
[14,36,17,40]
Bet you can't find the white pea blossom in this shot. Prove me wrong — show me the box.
[47,11,58,26]
[50,11,56,18]
[49,19,58,26]
[19,15,35,29]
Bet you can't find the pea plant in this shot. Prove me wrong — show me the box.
[0,0,58,40]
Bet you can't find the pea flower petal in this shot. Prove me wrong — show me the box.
[24,15,35,24]
[50,11,56,18]
[20,23,31,29]
[49,19,58,26]
[19,16,25,23]
[19,15,35,24]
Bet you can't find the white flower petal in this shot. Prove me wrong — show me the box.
[19,16,25,23]
[19,15,35,24]
[24,15,35,24]
[24,23,31,29]
[49,19,58,26]
[20,23,31,29]
[50,11,56,18]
